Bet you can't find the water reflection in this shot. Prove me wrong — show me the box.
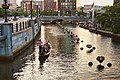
[0,23,120,80]
[0,62,13,80]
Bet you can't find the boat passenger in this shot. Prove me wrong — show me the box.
[45,41,51,53]
[39,42,43,53]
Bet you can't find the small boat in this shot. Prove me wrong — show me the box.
[39,52,50,64]
[38,40,51,64]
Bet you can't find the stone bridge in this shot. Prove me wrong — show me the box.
[40,16,90,23]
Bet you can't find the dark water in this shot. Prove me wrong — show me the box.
[0,24,120,80]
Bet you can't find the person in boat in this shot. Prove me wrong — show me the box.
[37,38,45,54]
[44,41,51,53]
[37,38,42,46]
[39,40,51,55]
[39,42,43,53]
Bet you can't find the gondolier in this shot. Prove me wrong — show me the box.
[37,40,51,64]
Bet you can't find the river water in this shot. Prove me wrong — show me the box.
[0,24,120,80]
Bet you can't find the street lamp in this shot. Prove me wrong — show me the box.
[58,10,60,17]
[30,0,33,19]
[2,0,9,22]
[76,11,78,16]
[51,9,52,16]
[38,6,41,17]
[36,3,39,18]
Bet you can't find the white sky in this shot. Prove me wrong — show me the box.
[80,0,113,6]
[17,0,113,6]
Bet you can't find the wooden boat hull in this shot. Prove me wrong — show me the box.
[39,53,50,64]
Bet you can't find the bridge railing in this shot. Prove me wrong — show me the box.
[40,16,89,22]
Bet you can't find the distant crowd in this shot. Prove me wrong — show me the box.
[80,20,101,30]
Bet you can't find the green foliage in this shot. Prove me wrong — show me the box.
[23,11,28,17]
[96,4,120,34]
[110,3,120,17]
[40,10,57,16]
[11,7,24,17]
[52,11,58,16]
[11,9,18,16]
[103,6,110,13]
[96,13,109,27]
[104,22,110,28]
[71,10,77,16]
[40,10,47,15]
[111,17,120,33]
[0,8,5,17]
[78,7,86,16]
[31,10,37,17]
[63,11,68,16]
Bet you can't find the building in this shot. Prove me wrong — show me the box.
[83,4,103,17]
[0,0,17,9]
[44,0,57,11]
[114,0,120,5]
[21,0,57,12]
[83,5,103,13]
[21,0,44,12]
[83,5,91,13]
[58,0,76,16]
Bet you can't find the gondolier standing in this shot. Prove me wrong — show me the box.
[38,40,51,65]
[45,41,51,53]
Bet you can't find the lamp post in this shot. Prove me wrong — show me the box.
[2,0,9,22]
[50,9,52,22]
[36,3,39,18]
[38,6,41,17]
[30,0,33,19]
[58,10,60,17]
[76,11,78,16]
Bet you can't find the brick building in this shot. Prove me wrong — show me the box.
[21,0,44,12]
[44,0,57,11]
[58,0,76,16]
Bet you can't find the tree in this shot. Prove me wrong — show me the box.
[109,3,120,17]
[23,11,28,17]
[112,17,120,33]
[96,4,120,33]
[11,9,18,19]
[0,8,5,18]
[96,13,109,27]
[78,7,86,16]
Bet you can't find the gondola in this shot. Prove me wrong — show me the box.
[37,39,51,64]
[38,51,50,64]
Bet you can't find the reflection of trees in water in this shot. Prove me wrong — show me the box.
[44,24,76,60]
[57,35,77,61]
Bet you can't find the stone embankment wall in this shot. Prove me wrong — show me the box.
[0,19,41,60]
[79,23,120,43]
